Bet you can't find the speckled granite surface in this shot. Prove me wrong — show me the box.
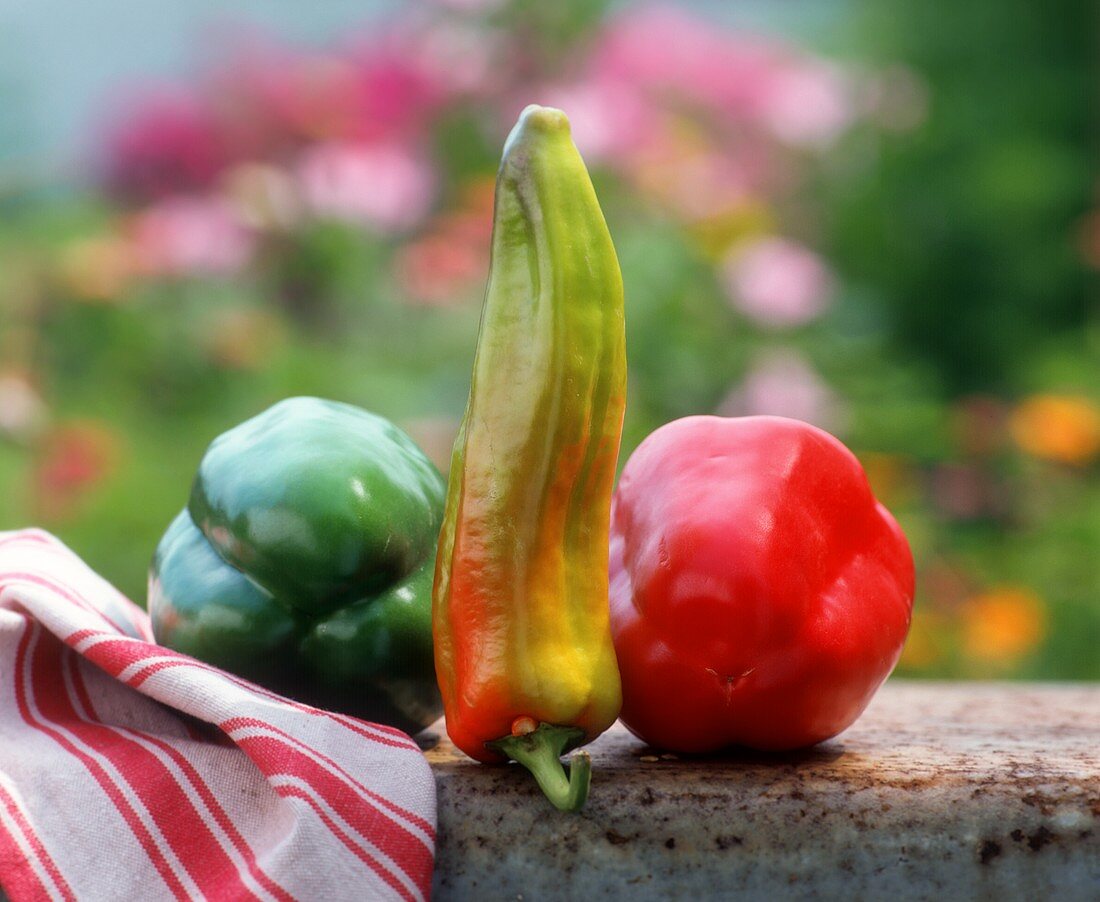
[425,682,1099,900]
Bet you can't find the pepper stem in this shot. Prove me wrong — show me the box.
[488,723,591,812]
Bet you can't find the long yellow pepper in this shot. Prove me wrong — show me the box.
[432,105,626,811]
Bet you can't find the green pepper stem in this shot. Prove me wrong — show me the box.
[488,723,591,812]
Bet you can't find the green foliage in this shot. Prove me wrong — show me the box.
[826,0,1094,392]
[0,0,1096,680]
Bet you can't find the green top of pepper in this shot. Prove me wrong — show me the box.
[149,396,446,734]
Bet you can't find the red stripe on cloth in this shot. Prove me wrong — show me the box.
[0,536,154,640]
[65,658,294,902]
[58,633,431,887]
[14,623,193,901]
[0,532,52,550]
[136,659,422,751]
[324,711,425,749]
[51,646,260,901]
[0,772,77,902]
[63,623,419,755]
[136,732,295,901]
[215,686,420,751]
[275,784,419,902]
[66,628,101,645]
[76,642,421,754]
[222,717,434,839]
[232,734,433,894]
[1,529,436,902]
[72,636,190,680]
[129,656,276,692]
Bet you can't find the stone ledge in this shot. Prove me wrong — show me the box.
[426,682,1099,900]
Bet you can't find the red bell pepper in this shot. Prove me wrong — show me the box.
[608,415,914,752]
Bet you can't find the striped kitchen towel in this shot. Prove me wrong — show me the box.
[0,529,436,902]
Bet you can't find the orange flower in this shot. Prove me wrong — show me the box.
[57,236,136,303]
[859,452,917,508]
[1010,394,1100,465]
[898,607,947,671]
[960,586,1047,664]
[201,308,285,371]
[1077,208,1100,269]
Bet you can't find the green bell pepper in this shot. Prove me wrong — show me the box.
[148,396,446,734]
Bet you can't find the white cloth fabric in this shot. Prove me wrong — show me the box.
[0,529,436,901]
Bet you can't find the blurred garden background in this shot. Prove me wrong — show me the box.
[0,0,1096,679]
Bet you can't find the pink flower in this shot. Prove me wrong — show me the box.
[722,237,833,327]
[395,234,485,307]
[207,28,459,156]
[591,6,856,147]
[344,22,484,140]
[425,0,505,11]
[633,138,756,221]
[206,44,363,155]
[101,90,229,200]
[350,54,449,141]
[757,61,854,148]
[0,372,47,441]
[595,6,770,114]
[718,351,847,431]
[539,81,653,162]
[394,178,494,306]
[930,464,1002,521]
[401,22,502,97]
[296,141,434,232]
[129,196,254,277]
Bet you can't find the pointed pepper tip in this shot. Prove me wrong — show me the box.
[502,104,572,163]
